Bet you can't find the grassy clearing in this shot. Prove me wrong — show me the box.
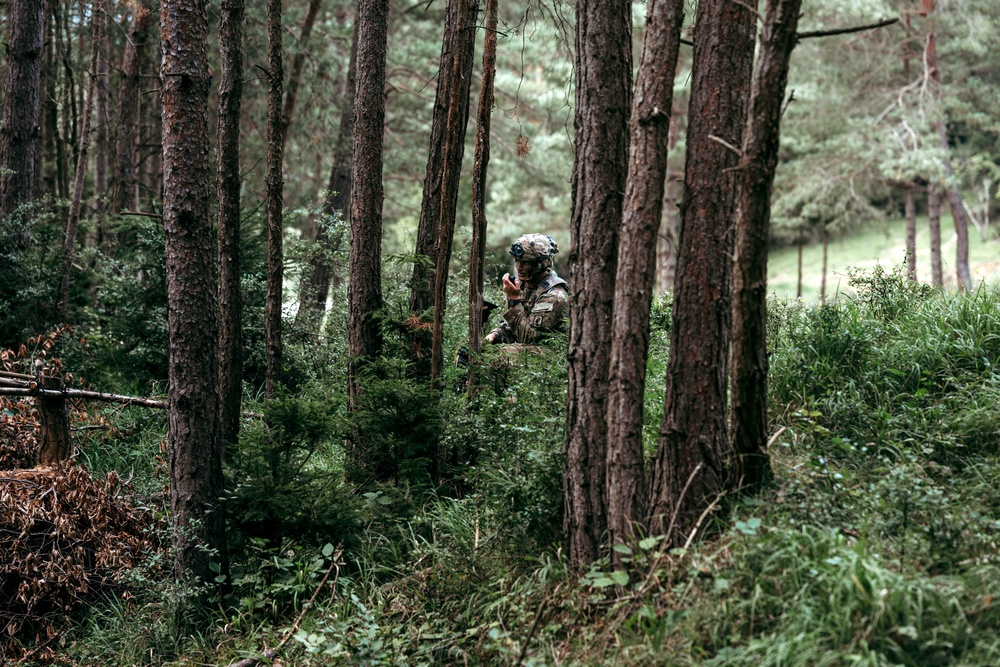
[768,215,1000,302]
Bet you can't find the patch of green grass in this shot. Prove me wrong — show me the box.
[768,215,1000,302]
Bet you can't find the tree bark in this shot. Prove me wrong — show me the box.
[43,0,63,200]
[279,0,323,151]
[0,0,45,230]
[648,0,755,545]
[921,0,971,291]
[347,0,389,410]
[217,0,245,451]
[37,374,71,466]
[605,0,684,556]
[94,29,109,233]
[563,0,632,569]
[161,0,226,586]
[928,183,943,287]
[468,0,498,362]
[905,184,917,280]
[655,171,680,294]
[430,0,480,383]
[111,7,152,216]
[295,18,358,326]
[57,1,104,321]
[408,0,478,317]
[729,0,801,497]
[264,0,285,399]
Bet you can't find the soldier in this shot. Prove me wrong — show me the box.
[485,233,569,346]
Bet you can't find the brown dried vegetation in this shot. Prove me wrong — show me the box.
[0,464,158,661]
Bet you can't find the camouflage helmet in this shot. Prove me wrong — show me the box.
[509,233,559,268]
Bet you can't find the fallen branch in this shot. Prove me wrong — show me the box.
[0,386,168,409]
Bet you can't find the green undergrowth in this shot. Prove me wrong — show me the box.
[54,267,1000,666]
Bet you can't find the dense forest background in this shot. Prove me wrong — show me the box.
[1,0,1000,665]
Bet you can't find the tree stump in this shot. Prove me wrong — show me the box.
[37,374,71,465]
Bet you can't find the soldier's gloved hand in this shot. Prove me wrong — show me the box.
[485,332,497,344]
[502,273,521,300]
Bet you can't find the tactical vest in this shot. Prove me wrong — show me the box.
[522,272,569,311]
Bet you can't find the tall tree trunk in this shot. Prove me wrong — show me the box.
[729,0,801,497]
[905,184,917,279]
[58,5,78,185]
[161,0,226,587]
[563,0,632,569]
[468,0,498,361]
[796,230,803,298]
[279,0,323,151]
[928,183,943,287]
[655,174,679,294]
[408,0,477,316]
[43,0,63,200]
[295,18,358,326]
[264,0,285,399]
[605,0,684,556]
[0,0,45,229]
[430,0,480,383]
[347,0,389,409]
[111,7,152,215]
[58,1,104,320]
[94,30,109,236]
[820,222,828,301]
[218,0,245,450]
[647,0,755,545]
[921,0,971,291]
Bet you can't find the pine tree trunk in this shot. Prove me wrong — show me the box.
[648,0,755,545]
[217,0,245,451]
[111,7,151,215]
[430,0,480,383]
[295,19,358,327]
[43,1,62,199]
[279,0,323,151]
[347,0,389,410]
[928,184,943,287]
[796,231,803,298]
[922,0,971,291]
[563,0,632,568]
[729,0,801,497]
[0,0,45,227]
[820,223,828,301]
[905,183,917,280]
[408,0,477,316]
[94,32,109,235]
[605,0,684,556]
[468,0,498,362]
[264,0,285,399]
[161,0,226,586]
[58,1,104,320]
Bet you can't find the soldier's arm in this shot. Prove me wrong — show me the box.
[486,320,514,344]
[502,288,568,344]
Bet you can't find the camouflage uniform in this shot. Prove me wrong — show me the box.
[487,269,569,345]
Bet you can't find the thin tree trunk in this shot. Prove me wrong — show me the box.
[468,0,498,363]
[905,184,916,279]
[43,0,63,199]
[922,0,971,291]
[218,0,245,451]
[820,222,828,301]
[265,0,285,399]
[929,183,943,287]
[94,30,109,235]
[295,19,358,326]
[430,0,480,383]
[279,0,323,151]
[408,0,478,316]
[161,0,226,587]
[347,0,389,410]
[796,230,803,298]
[563,0,632,569]
[647,0,755,545]
[605,0,684,557]
[58,1,104,320]
[0,0,45,228]
[111,7,151,215]
[729,0,801,497]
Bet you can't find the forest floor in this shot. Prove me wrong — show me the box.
[769,215,1000,301]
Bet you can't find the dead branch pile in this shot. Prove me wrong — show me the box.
[0,397,38,469]
[1,463,158,660]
